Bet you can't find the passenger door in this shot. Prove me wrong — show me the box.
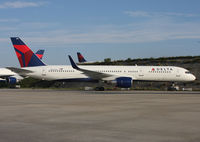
[138,69,144,79]
[176,69,181,78]
[42,69,46,79]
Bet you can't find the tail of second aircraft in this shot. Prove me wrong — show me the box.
[77,52,87,63]
[10,37,46,67]
[35,49,45,59]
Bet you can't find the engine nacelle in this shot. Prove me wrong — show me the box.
[7,77,17,84]
[116,77,132,88]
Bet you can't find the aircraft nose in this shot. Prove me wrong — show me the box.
[191,74,196,81]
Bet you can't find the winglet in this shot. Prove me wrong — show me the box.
[68,55,80,70]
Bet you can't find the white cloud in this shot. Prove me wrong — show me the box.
[19,21,200,46]
[1,17,200,46]
[125,11,198,18]
[0,1,47,9]
[0,19,19,22]
[125,11,152,17]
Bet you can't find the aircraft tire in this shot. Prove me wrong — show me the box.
[95,87,105,91]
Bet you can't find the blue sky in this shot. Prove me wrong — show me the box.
[0,0,200,67]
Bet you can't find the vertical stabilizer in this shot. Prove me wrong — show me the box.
[35,49,45,59]
[77,52,87,63]
[10,37,46,67]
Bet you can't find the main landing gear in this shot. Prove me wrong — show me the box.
[95,86,105,91]
[167,82,179,91]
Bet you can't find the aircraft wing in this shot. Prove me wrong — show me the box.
[79,69,111,80]
[0,75,14,78]
[6,67,33,75]
[69,56,112,80]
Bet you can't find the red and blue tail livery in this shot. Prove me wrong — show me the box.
[77,52,87,63]
[10,37,46,67]
[35,49,45,59]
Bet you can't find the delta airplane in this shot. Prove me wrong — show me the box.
[8,37,196,89]
[0,49,45,84]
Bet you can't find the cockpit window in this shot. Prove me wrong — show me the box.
[185,71,191,74]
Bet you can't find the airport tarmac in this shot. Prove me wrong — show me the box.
[0,89,200,142]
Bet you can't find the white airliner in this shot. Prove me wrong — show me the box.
[0,68,23,84]
[8,37,196,88]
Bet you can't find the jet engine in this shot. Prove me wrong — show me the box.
[115,77,132,88]
[6,77,17,84]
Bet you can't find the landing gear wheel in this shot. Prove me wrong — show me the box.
[95,87,105,91]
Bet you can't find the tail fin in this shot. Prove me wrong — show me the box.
[35,49,45,59]
[10,37,46,67]
[77,52,87,63]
